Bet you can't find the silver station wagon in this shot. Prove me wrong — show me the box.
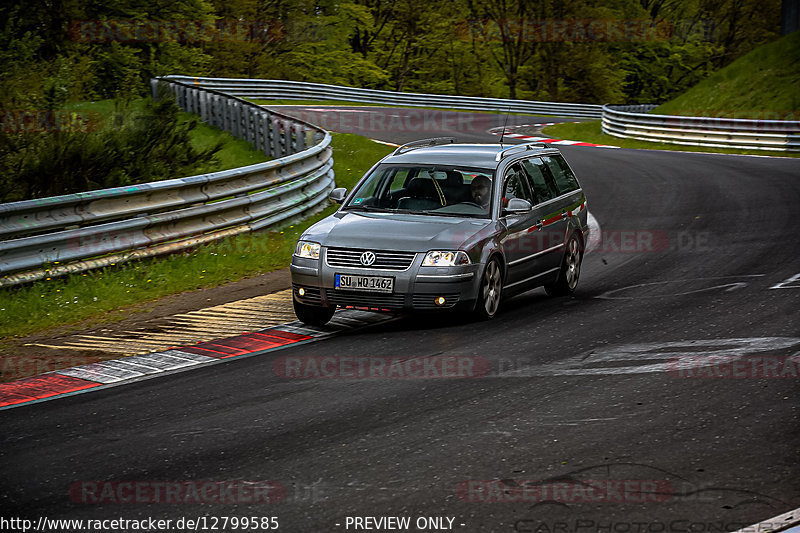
[290,139,590,325]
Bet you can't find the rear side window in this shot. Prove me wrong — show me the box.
[542,155,580,194]
[521,158,559,204]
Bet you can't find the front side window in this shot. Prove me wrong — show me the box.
[502,163,534,206]
[343,164,495,218]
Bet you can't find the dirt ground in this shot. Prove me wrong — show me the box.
[0,268,292,383]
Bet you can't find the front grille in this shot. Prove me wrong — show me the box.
[293,284,322,304]
[326,248,416,271]
[412,293,461,309]
[326,290,406,309]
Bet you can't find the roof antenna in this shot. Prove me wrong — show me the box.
[499,105,512,145]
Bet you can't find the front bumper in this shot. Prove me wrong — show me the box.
[290,252,480,312]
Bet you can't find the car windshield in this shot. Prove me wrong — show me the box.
[343,164,495,218]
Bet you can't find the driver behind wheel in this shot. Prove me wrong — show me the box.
[470,175,492,211]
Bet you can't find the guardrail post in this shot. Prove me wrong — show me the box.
[271,117,281,157]
[231,99,239,137]
[257,110,267,156]
[265,110,274,157]
[295,124,307,152]
[246,106,255,146]
[199,90,207,122]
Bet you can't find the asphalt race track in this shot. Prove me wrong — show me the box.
[1,108,798,533]
[269,105,577,145]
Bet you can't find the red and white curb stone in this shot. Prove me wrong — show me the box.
[0,212,606,410]
[0,309,394,410]
[489,123,619,148]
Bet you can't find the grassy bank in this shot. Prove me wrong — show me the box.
[652,31,800,120]
[542,33,800,156]
[67,98,269,172]
[0,133,392,340]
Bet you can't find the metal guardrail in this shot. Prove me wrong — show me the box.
[164,76,604,119]
[0,79,334,287]
[602,105,800,151]
[5,76,796,287]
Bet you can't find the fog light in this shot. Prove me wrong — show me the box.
[298,287,306,297]
[435,296,446,306]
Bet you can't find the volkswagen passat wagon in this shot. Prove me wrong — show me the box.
[290,139,589,325]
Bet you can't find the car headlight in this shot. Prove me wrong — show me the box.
[422,251,471,267]
[295,240,321,259]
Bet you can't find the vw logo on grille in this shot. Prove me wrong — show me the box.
[360,251,376,266]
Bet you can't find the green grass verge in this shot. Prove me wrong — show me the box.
[0,132,393,340]
[652,31,800,120]
[187,114,268,172]
[541,120,800,158]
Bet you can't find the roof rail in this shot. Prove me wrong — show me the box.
[392,137,456,155]
[495,142,549,162]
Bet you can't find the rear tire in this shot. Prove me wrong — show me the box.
[473,257,503,320]
[545,233,582,297]
[293,298,336,326]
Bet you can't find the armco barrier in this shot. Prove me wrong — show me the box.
[164,76,604,119]
[0,79,334,287]
[602,104,800,151]
[4,77,797,287]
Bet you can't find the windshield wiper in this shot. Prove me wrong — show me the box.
[411,209,486,218]
[343,204,384,212]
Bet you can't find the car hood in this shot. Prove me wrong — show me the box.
[303,212,492,252]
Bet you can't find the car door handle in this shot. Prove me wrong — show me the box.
[561,211,568,219]
[536,220,543,230]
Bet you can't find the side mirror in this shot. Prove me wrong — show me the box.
[504,198,532,215]
[329,187,348,204]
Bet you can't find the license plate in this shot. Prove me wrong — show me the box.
[335,274,394,293]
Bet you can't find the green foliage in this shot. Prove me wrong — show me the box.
[653,30,800,118]
[92,42,145,99]
[0,95,222,202]
[0,0,788,120]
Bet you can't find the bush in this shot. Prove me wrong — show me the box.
[0,94,222,202]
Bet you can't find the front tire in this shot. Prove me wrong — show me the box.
[293,298,336,326]
[474,257,503,320]
[545,233,583,297]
